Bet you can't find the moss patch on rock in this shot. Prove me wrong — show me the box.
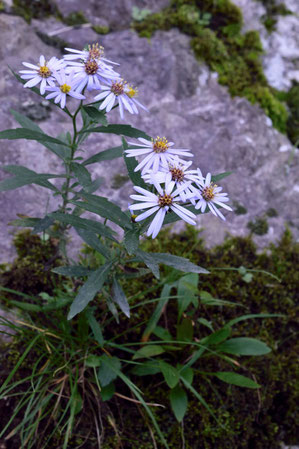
[133,0,288,134]
[12,0,61,23]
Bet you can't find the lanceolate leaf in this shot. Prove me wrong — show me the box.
[71,162,92,187]
[159,362,180,388]
[86,309,104,347]
[142,284,173,342]
[170,385,188,422]
[67,261,114,320]
[148,253,209,274]
[132,345,165,360]
[124,228,139,255]
[112,279,130,318]
[135,249,160,279]
[51,212,117,241]
[218,338,271,356]
[82,106,108,126]
[79,124,150,139]
[83,145,123,166]
[226,313,283,327]
[0,128,68,146]
[213,372,260,389]
[0,165,64,192]
[52,266,93,277]
[211,171,233,182]
[177,273,199,319]
[75,227,111,259]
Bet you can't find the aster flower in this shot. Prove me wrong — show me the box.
[143,157,203,202]
[19,55,64,95]
[193,171,232,220]
[45,70,85,109]
[64,44,120,92]
[125,136,194,175]
[94,79,147,119]
[129,180,196,239]
[64,43,119,66]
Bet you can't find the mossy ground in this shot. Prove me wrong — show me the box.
[132,0,294,136]
[0,227,298,448]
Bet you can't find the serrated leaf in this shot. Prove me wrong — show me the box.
[112,279,130,318]
[170,385,188,422]
[51,212,117,241]
[71,162,92,187]
[82,106,108,126]
[133,345,165,360]
[218,338,271,356]
[213,372,260,389]
[67,261,113,320]
[100,382,115,401]
[79,124,150,139]
[160,362,180,388]
[85,355,101,367]
[83,145,123,166]
[74,193,132,230]
[135,249,160,279]
[124,228,139,255]
[75,227,111,259]
[97,355,121,387]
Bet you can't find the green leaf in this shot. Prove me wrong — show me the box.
[124,228,139,255]
[150,253,209,274]
[199,290,241,307]
[10,109,69,160]
[52,266,93,277]
[75,227,111,259]
[100,382,115,401]
[67,261,113,320]
[177,273,198,319]
[227,313,283,327]
[51,212,117,241]
[83,145,123,166]
[201,327,231,345]
[211,171,233,182]
[0,128,67,146]
[8,217,40,228]
[123,138,147,188]
[86,309,104,347]
[218,338,271,356]
[79,124,150,139]
[135,249,160,279]
[31,215,54,234]
[197,318,214,332]
[85,355,101,367]
[160,362,180,388]
[170,385,188,422]
[0,165,63,192]
[142,284,173,342]
[133,345,165,360]
[112,279,130,318]
[82,106,108,126]
[71,162,92,188]
[177,318,194,342]
[213,372,260,389]
[180,367,194,385]
[73,193,132,230]
[131,361,161,376]
[97,355,121,387]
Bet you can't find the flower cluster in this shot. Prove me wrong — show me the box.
[20,43,147,117]
[127,137,232,238]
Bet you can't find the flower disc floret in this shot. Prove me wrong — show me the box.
[158,193,173,207]
[88,43,104,60]
[126,85,138,98]
[153,136,169,153]
[60,83,71,94]
[202,183,217,201]
[38,65,51,78]
[85,60,99,75]
[111,80,125,96]
[170,166,185,182]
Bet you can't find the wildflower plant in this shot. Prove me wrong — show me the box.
[0,42,276,448]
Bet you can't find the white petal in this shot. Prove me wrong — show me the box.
[135,206,160,222]
[170,205,196,225]
[130,202,158,211]
[133,186,157,199]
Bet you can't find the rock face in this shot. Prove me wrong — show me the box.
[0,7,298,264]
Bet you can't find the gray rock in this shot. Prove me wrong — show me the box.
[0,14,298,265]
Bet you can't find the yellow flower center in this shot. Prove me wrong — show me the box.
[38,65,51,78]
[88,43,104,60]
[126,85,138,98]
[153,136,169,153]
[60,83,71,94]
[158,193,173,207]
[111,81,125,96]
[85,60,99,75]
[170,167,184,183]
[202,183,217,201]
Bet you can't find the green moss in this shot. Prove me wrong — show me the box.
[285,83,299,146]
[92,24,110,35]
[133,0,289,134]
[247,217,269,235]
[63,10,87,26]
[256,0,292,32]
[12,0,60,23]
[233,201,247,215]
[0,230,62,297]
[0,1,5,12]
[266,207,278,217]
